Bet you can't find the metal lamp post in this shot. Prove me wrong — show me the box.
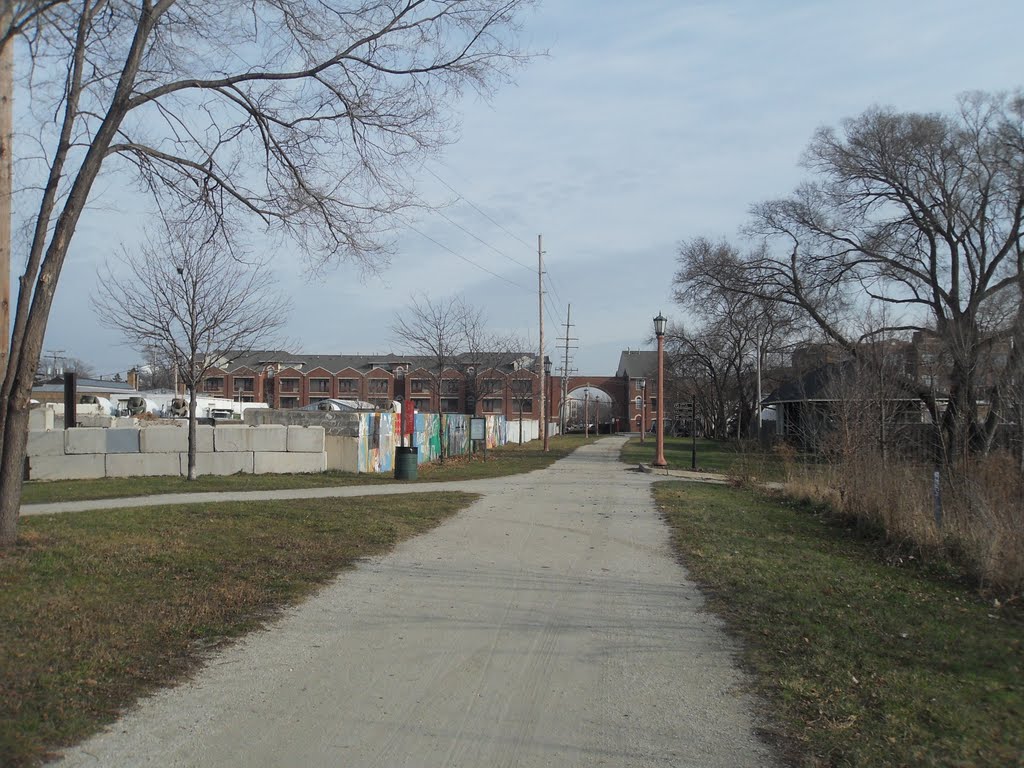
[640,378,646,443]
[543,357,551,451]
[653,312,667,467]
[584,387,590,438]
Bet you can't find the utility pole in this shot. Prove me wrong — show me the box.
[0,10,13,380]
[538,234,547,451]
[558,304,577,435]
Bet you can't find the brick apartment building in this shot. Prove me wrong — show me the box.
[199,350,558,422]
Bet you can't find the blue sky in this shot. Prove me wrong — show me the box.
[37,0,1024,378]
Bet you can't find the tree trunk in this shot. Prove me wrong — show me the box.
[187,386,198,481]
[0,399,29,545]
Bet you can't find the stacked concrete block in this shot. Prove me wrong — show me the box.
[286,425,326,452]
[181,451,254,476]
[29,453,106,481]
[27,430,65,458]
[28,408,55,431]
[25,423,329,481]
[248,424,287,452]
[107,453,181,478]
[139,425,189,453]
[254,451,327,474]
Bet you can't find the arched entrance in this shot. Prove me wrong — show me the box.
[563,385,615,433]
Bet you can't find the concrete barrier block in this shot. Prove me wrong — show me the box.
[78,415,114,428]
[29,409,54,431]
[27,430,65,458]
[65,428,107,455]
[105,428,140,454]
[214,426,249,452]
[249,425,287,452]
[28,454,105,481]
[107,453,182,478]
[195,425,214,453]
[180,451,253,476]
[139,425,189,453]
[286,425,325,453]
[253,451,327,474]
[113,417,139,428]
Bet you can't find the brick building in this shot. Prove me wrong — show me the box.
[200,350,556,422]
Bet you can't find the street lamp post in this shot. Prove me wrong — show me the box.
[640,378,646,443]
[543,357,551,451]
[653,312,667,467]
[584,387,590,439]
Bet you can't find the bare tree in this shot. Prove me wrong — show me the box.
[0,0,533,545]
[674,238,804,439]
[92,222,288,479]
[682,93,1024,464]
[391,294,473,462]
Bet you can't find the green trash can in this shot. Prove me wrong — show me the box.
[394,446,418,480]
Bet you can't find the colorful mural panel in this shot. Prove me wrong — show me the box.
[357,412,397,473]
[356,411,508,473]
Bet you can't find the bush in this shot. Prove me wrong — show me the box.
[781,452,1024,594]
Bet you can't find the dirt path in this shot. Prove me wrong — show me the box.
[57,437,775,767]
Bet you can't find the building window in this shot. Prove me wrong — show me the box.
[367,378,389,394]
[513,399,533,414]
[308,396,328,406]
[634,396,642,410]
[441,378,461,394]
[410,378,431,394]
[310,378,330,394]
[481,378,503,395]
[440,397,460,413]
[280,397,299,409]
[510,379,532,395]
[204,376,224,392]
[232,377,255,393]
[412,398,430,411]
[482,398,502,413]
[279,378,299,393]
[368,397,391,409]
[337,378,358,394]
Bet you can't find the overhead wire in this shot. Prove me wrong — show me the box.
[401,218,530,291]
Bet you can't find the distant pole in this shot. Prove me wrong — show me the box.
[538,234,548,452]
[584,388,589,439]
[691,395,697,470]
[640,379,646,442]
[561,304,572,435]
[653,312,667,467]
[756,333,762,435]
[0,18,12,379]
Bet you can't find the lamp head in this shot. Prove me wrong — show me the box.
[653,312,667,337]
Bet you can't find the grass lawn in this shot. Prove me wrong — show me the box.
[655,482,1023,767]
[21,434,600,505]
[620,435,785,479]
[0,492,477,766]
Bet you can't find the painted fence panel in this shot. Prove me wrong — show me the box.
[353,412,508,473]
[356,411,397,473]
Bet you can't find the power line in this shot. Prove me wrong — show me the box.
[425,166,535,251]
[429,205,534,273]
[401,218,530,291]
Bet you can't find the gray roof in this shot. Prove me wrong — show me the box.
[213,350,538,375]
[615,350,658,379]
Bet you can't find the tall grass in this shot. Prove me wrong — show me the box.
[779,449,1024,594]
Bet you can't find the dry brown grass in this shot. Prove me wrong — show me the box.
[778,450,1024,594]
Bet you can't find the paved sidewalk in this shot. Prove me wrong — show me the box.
[56,437,776,767]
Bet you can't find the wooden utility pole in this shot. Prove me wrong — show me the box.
[560,304,574,435]
[538,234,547,451]
[0,10,13,379]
